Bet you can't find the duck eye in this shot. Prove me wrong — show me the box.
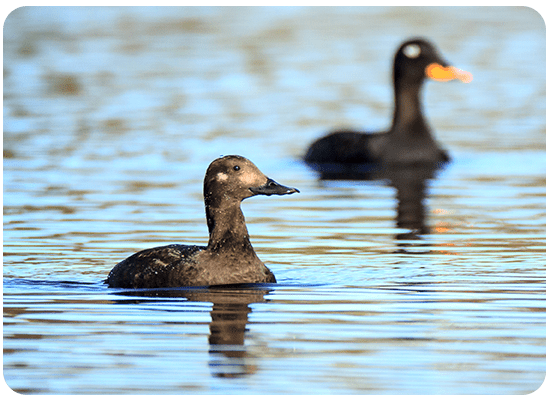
[233,165,240,171]
[403,44,421,59]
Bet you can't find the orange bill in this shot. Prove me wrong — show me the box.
[426,63,473,83]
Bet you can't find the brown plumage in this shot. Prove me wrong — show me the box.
[107,155,299,288]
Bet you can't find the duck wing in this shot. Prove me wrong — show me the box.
[106,244,205,288]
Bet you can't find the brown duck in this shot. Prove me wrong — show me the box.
[107,155,299,288]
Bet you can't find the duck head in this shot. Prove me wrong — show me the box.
[394,38,472,86]
[204,155,299,208]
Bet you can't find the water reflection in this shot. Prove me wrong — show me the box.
[311,162,443,243]
[383,164,438,241]
[113,285,270,378]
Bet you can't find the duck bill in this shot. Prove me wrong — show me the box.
[249,178,300,196]
[426,63,473,83]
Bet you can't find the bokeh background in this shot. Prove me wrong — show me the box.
[3,6,546,395]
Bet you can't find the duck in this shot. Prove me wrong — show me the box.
[106,155,299,289]
[304,38,472,168]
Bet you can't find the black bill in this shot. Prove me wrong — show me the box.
[249,178,300,196]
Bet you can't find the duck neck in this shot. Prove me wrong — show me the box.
[391,81,431,137]
[204,201,255,253]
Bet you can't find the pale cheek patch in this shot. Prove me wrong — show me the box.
[241,171,263,186]
[216,172,229,182]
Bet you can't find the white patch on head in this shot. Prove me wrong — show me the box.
[241,170,263,186]
[216,172,229,182]
[403,44,421,58]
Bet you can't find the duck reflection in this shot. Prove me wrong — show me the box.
[313,162,442,243]
[113,285,270,378]
[384,164,437,241]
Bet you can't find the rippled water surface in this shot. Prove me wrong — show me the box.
[3,6,546,395]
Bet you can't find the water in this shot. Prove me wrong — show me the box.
[3,6,546,395]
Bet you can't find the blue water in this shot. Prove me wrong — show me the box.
[3,6,546,395]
